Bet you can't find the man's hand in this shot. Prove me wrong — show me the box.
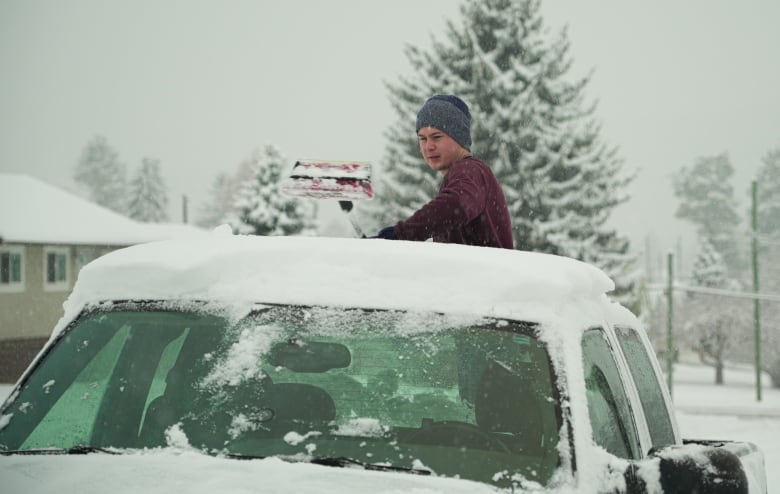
[373,226,397,240]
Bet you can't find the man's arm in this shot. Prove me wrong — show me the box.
[394,165,486,241]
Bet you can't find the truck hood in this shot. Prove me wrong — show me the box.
[1,449,506,494]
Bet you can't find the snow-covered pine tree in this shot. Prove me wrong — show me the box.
[366,0,635,298]
[690,237,728,288]
[196,156,258,228]
[227,146,316,236]
[196,172,231,228]
[127,157,170,223]
[73,135,128,214]
[673,153,742,273]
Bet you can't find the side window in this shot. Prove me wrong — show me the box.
[0,246,24,293]
[615,326,676,450]
[581,328,640,459]
[43,246,70,291]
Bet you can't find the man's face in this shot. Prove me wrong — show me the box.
[417,127,469,175]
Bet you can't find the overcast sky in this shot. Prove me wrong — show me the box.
[2,0,779,276]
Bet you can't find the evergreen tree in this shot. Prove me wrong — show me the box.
[197,172,231,228]
[690,236,729,289]
[365,0,635,297]
[226,146,316,236]
[127,157,170,222]
[197,157,257,229]
[673,153,741,272]
[73,134,128,213]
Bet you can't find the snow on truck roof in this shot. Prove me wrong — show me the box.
[65,232,616,321]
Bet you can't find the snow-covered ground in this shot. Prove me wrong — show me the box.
[671,361,779,492]
[3,360,777,491]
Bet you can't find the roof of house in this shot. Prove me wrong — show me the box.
[0,173,206,245]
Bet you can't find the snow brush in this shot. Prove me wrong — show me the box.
[280,160,374,238]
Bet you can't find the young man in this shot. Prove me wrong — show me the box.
[374,94,514,249]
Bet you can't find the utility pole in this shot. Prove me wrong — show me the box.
[666,252,674,398]
[751,181,762,401]
[182,194,189,224]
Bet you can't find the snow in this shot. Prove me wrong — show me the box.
[58,234,614,336]
[0,449,499,494]
[673,361,779,493]
[0,173,205,245]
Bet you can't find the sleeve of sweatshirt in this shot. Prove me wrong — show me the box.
[394,163,486,241]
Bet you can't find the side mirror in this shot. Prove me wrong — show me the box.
[624,443,748,494]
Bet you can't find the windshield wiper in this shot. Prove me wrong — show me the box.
[0,445,120,456]
[225,452,431,475]
[309,456,432,475]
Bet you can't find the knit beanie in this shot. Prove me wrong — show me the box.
[415,94,472,150]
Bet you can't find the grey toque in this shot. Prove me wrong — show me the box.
[416,94,472,150]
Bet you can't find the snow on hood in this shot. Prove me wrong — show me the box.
[61,231,615,327]
[1,449,501,494]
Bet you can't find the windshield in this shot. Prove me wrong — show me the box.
[0,304,562,488]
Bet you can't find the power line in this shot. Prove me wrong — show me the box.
[752,233,780,246]
[647,283,780,302]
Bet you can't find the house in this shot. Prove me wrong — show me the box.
[0,173,207,382]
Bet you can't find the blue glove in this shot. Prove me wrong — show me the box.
[374,226,397,240]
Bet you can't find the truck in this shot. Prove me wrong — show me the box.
[0,234,767,493]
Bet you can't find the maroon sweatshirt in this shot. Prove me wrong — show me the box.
[394,157,514,249]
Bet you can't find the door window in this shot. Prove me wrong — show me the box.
[615,326,676,450]
[581,328,640,459]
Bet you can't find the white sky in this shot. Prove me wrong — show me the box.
[1,0,779,276]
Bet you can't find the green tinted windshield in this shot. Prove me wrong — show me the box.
[0,304,562,488]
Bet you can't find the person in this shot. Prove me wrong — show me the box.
[374,94,513,249]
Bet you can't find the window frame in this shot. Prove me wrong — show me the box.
[0,245,25,293]
[43,246,70,292]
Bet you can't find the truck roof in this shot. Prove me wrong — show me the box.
[64,233,615,322]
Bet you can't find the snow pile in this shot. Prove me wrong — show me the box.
[201,324,280,388]
[59,232,614,336]
[1,451,504,494]
[332,418,388,438]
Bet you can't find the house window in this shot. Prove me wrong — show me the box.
[0,246,24,292]
[43,247,70,291]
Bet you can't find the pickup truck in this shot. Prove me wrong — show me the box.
[0,234,767,493]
